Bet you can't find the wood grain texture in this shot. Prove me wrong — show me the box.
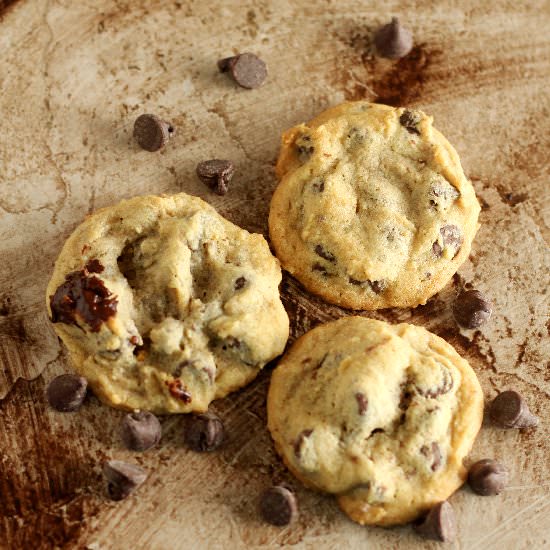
[0,0,548,548]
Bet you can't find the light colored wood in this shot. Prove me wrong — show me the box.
[0,1,549,548]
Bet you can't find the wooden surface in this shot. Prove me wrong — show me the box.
[1,1,549,548]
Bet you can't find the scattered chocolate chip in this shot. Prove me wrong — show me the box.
[85,259,104,273]
[196,159,235,195]
[166,379,192,403]
[374,17,414,59]
[259,486,298,526]
[46,374,88,412]
[312,179,325,192]
[314,244,336,263]
[355,392,368,415]
[468,459,508,496]
[184,411,225,452]
[414,501,456,542]
[234,276,247,290]
[489,390,539,429]
[453,289,493,329]
[433,225,462,258]
[420,442,442,471]
[399,109,421,135]
[50,269,118,332]
[293,429,313,458]
[103,460,147,501]
[133,114,174,152]
[120,411,161,452]
[218,52,267,89]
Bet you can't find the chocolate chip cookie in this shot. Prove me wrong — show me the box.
[269,101,481,309]
[47,193,289,414]
[267,317,483,526]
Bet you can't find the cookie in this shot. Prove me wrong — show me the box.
[46,193,289,414]
[267,317,483,526]
[269,101,481,310]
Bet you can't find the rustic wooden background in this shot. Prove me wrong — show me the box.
[1,0,549,548]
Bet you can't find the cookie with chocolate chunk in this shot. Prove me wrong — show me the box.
[46,193,289,413]
[269,101,481,309]
[267,317,483,526]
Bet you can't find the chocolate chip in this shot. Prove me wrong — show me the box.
[120,411,162,452]
[46,374,88,412]
[312,263,329,276]
[453,289,493,329]
[234,276,247,290]
[85,259,104,273]
[420,442,442,471]
[166,379,192,403]
[413,501,457,542]
[433,225,462,258]
[133,114,174,152]
[312,179,325,192]
[129,335,140,345]
[184,411,225,452]
[431,182,460,202]
[103,460,147,501]
[374,17,414,59]
[468,459,508,496]
[293,429,313,458]
[196,159,235,195]
[218,52,267,89]
[355,392,368,415]
[399,110,421,135]
[296,134,314,162]
[50,269,118,332]
[369,280,387,294]
[416,367,454,399]
[489,390,539,429]
[314,244,336,263]
[259,486,298,526]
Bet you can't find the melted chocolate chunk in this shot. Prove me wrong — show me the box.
[185,411,225,452]
[50,268,118,332]
[312,179,325,192]
[369,280,387,294]
[296,135,314,162]
[355,392,368,415]
[432,224,462,258]
[259,486,298,526]
[85,258,104,273]
[416,367,454,399]
[312,263,330,276]
[399,110,421,135]
[420,441,442,471]
[453,289,493,329]
[314,244,336,263]
[166,379,192,403]
[234,276,247,290]
[293,429,313,458]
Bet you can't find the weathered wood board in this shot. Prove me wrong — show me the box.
[0,0,549,548]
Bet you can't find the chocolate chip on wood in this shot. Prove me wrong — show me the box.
[196,159,235,195]
[133,114,174,152]
[489,390,539,429]
[259,486,298,526]
[218,52,267,89]
[374,17,414,59]
[103,460,147,500]
[120,411,162,452]
[468,459,508,496]
[453,289,493,329]
[184,411,225,452]
[46,374,88,412]
[413,501,457,542]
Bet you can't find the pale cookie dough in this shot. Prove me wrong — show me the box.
[267,317,483,526]
[46,193,289,414]
[269,101,481,310]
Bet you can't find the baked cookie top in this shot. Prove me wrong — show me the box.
[46,193,289,414]
[267,317,483,526]
[269,101,481,310]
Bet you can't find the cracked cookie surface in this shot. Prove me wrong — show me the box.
[267,317,483,526]
[46,193,289,413]
[269,101,481,309]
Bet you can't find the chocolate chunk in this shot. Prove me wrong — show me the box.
[46,374,88,412]
[312,179,325,192]
[259,486,298,526]
[355,392,368,415]
[196,159,235,195]
[417,367,454,399]
[120,411,162,452]
[184,411,225,452]
[103,460,147,501]
[312,263,329,276]
[468,459,508,496]
[85,259,104,273]
[296,134,314,162]
[129,335,140,345]
[50,269,118,332]
[453,289,493,329]
[133,114,174,152]
[234,276,247,290]
[420,442,442,471]
[293,429,313,458]
[399,110,421,135]
[314,244,336,263]
[433,225,462,258]
[414,501,457,542]
[166,379,192,403]
[374,17,414,59]
[369,280,387,294]
[218,52,267,89]
[489,390,539,429]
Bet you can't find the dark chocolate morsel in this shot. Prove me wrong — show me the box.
[184,411,225,452]
[259,486,298,526]
[120,411,162,452]
[489,390,539,429]
[468,459,508,496]
[413,501,457,542]
[453,289,493,329]
[218,52,267,89]
[85,259,104,273]
[133,114,174,152]
[103,460,147,500]
[46,374,88,412]
[374,17,414,59]
[234,276,247,290]
[399,109,421,135]
[196,159,235,195]
[314,244,336,263]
